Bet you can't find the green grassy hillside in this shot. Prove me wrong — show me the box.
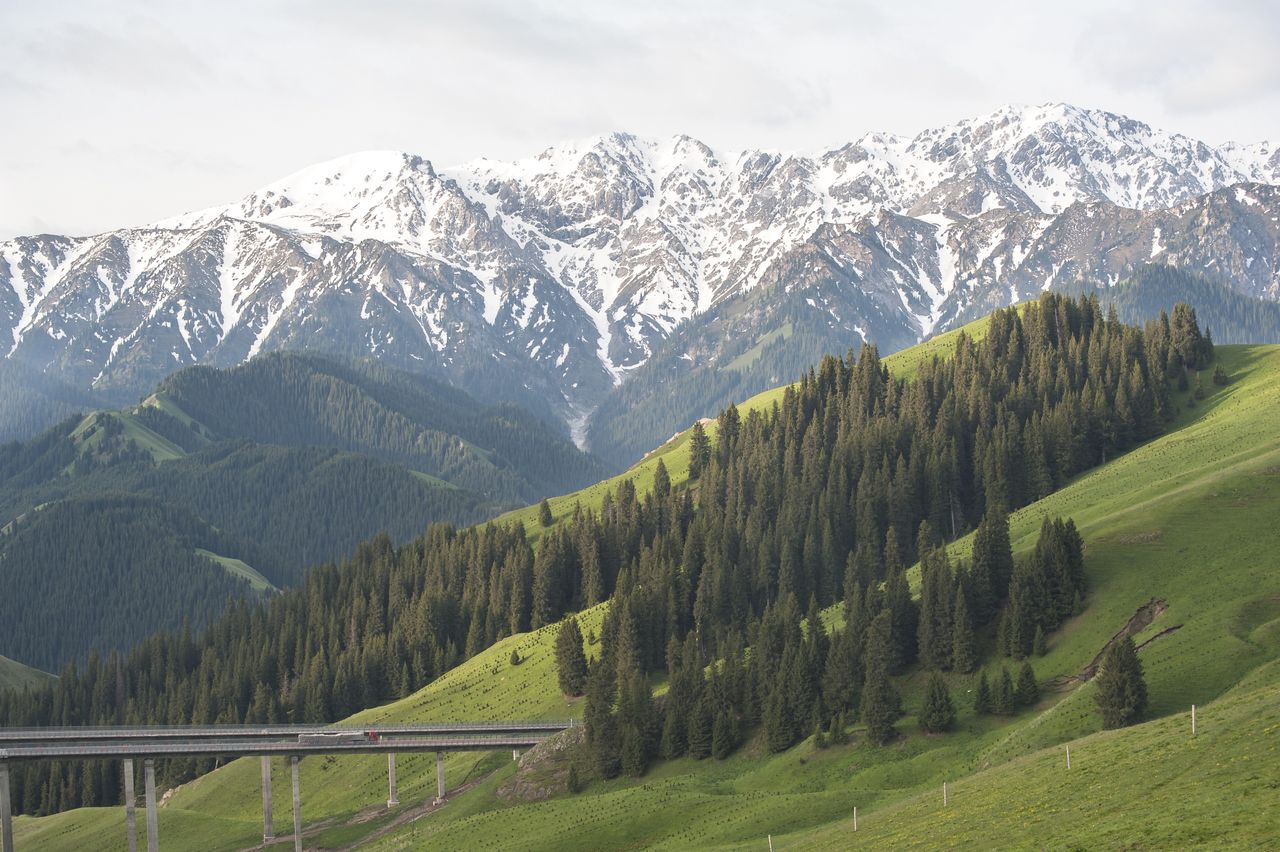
[16,340,1279,851]
[0,655,54,691]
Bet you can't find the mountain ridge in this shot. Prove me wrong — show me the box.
[3,102,1278,461]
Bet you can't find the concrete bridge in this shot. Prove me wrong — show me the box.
[0,721,574,851]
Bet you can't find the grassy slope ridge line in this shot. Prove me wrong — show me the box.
[496,313,994,541]
[0,655,54,691]
[16,335,1279,849]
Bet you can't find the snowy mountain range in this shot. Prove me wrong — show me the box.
[3,103,1278,462]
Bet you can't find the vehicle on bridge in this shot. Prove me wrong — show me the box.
[296,730,380,743]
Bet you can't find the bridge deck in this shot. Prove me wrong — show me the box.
[0,721,572,744]
[0,734,554,761]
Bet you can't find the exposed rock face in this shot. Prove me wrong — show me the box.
[3,103,1277,457]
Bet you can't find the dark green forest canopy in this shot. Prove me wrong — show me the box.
[152,351,610,500]
[0,351,609,673]
[0,293,1211,815]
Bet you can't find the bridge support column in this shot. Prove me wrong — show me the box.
[260,756,274,842]
[1,761,14,852]
[143,758,159,852]
[123,758,137,852]
[290,755,302,852]
[387,754,398,808]
[434,751,445,805]
[512,750,520,762]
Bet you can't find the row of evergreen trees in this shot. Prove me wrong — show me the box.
[559,510,1082,778]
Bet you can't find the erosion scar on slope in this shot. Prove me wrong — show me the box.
[1053,598,1182,686]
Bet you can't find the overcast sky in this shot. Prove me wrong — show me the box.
[3,0,1279,238]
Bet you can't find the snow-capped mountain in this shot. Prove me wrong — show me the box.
[2,103,1278,460]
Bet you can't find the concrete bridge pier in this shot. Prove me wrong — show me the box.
[123,758,137,852]
[434,751,445,805]
[143,758,159,852]
[1,760,14,852]
[260,756,274,842]
[387,754,398,808]
[290,755,302,852]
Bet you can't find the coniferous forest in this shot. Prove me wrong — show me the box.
[0,293,1213,815]
[0,351,609,672]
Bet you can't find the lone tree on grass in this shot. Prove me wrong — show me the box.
[688,421,712,478]
[1095,636,1148,729]
[538,498,553,527]
[919,672,956,733]
[555,617,588,696]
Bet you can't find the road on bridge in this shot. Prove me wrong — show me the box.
[0,721,574,852]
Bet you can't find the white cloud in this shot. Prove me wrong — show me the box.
[1,0,1277,238]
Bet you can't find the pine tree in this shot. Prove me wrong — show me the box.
[996,610,1011,658]
[860,611,901,745]
[688,422,711,479]
[660,705,687,759]
[620,724,648,777]
[687,694,713,759]
[712,711,736,759]
[566,763,582,793]
[554,618,588,697]
[993,667,1015,715]
[973,671,991,715]
[652,458,671,499]
[538,499,553,528]
[919,672,956,733]
[764,687,795,753]
[1015,661,1039,707]
[1032,625,1047,657]
[829,710,850,745]
[1094,636,1147,729]
[951,587,976,674]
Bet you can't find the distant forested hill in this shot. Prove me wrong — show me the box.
[0,353,607,671]
[0,361,102,444]
[1100,265,1280,345]
[152,352,610,501]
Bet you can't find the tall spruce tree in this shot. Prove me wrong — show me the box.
[1015,661,1040,707]
[1094,637,1148,729]
[951,587,977,674]
[919,672,956,733]
[555,617,589,696]
[711,710,737,759]
[688,422,711,479]
[860,611,901,745]
[688,693,713,759]
[973,671,992,715]
[994,667,1015,715]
